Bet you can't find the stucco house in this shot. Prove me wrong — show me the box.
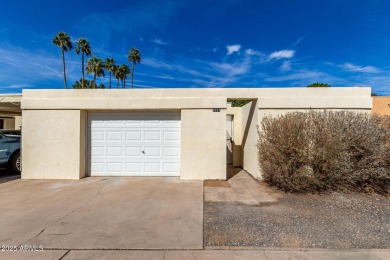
[20,87,372,180]
[0,94,22,130]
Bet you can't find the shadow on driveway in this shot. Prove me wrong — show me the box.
[0,167,20,184]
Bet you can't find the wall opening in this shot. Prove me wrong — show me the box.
[226,99,257,179]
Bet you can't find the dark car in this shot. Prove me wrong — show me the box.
[0,130,21,174]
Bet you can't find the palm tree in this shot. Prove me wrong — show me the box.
[86,56,105,88]
[128,48,141,88]
[113,65,120,88]
[73,78,105,89]
[105,58,115,89]
[75,38,92,89]
[72,78,93,89]
[120,64,130,88]
[52,32,73,89]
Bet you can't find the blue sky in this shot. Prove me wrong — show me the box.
[1,0,390,95]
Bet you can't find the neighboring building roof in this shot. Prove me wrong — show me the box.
[0,94,22,116]
[372,96,390,116]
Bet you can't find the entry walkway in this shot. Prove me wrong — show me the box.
[204,169,281,205]
[1,249,389,259]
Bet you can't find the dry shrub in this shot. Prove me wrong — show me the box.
[258,111,390,194]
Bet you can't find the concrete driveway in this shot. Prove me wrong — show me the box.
[0,176,203,250]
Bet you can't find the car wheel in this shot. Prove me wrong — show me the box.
[7,151,21,174]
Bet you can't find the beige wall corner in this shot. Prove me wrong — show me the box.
[21,110,83,179]
[241,101,260,179]
[79,110,87,178]
[372,96,390,115]
[181,109,226,180]
[227,103,243,167]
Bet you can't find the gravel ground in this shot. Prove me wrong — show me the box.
[204,192,390,249]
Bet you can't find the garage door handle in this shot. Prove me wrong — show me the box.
[142,151,145,154]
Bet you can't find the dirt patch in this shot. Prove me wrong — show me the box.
[204,192,390,249]
[204,180,231,188]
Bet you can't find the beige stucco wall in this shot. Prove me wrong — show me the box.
[22,110,85,179]
[22,87,371,102]
[79,111,87,179]
[372,96,390,115]
[241,101,260,178]
[181,109,226,179]
[21,88,372,180]
[227,103,243,167]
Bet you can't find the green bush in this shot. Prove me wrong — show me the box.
[230,100,251,107]
[258,111,390,194]
[306,82,331,88]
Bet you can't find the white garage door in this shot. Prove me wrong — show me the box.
[88,112,181,176]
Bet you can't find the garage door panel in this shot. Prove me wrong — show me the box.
[91,120,105,126]
[126,131,142,141]
[107,120,125,126]
[125,120,143,126]
[144,146,161,157]
[126,162,142,172]
[144,131,161,141]
[144,162,161,172]
[107,131,123,141]
[107,162,123,172]
[144,120,162,126]
[163,162,180,173]
[91,146,105,157]
[126,146,142,157]
[89,112,180,176]
[163,120,181,127]
[163,131,180,141]
[91,131,105,141]
[107,147,123,157]
[91,162,104,172]
[163,147,180,156]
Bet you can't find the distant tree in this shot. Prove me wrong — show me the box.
[75,38,92,89]
[306,82,331,88]
[86,56,105,88]
[371,91,379,96]
[105,58,115,89]
[128,48,141,88]
[52,31,73,89]
[97,83,106,89]
[73,78,105,89]
[231,100,251,107]
[73,78,91,89]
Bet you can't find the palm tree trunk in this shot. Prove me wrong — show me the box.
[117,79,119,88]
[93,74,96,89]
[62,49,67,89]
[131,63,135,89]
[81,52,85,89]
[109,72,112,89]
